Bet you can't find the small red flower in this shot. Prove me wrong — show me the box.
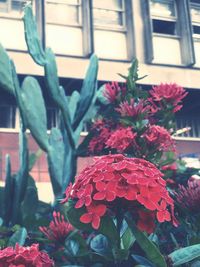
[75,184,93,208]
[149,83,187,113]
[0,244,54,267]
[93,181,117,201]
[143,125,175,152]
[175,180,200,212]
[80,203,107,229]
[103,82,126,103]
[39,211,74,242]
[106,127,137,152]
[89,127,111,154]
[116,99,150,118]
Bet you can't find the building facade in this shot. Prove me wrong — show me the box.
[1,0,200,180]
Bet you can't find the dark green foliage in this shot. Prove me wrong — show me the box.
[125,215,167,267]
[8,227,27,247]
[48,128,65,197]
[169,244,200,266]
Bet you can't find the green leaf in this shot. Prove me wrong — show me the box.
[11,61,27,129]
[45,48,75,149]
[29,149,42,171]
[0,43,14,94]
[73,54,98,130]
[121,226,135,250]
[125,215,167,267]
[4,154,14,225]
[96,84,109,105]
[8,227,27,247]
[47,128,65,197]
[11,129,29,225]
[23,4,46,65]
[21,186,38,218]
[132,255,156,267]
[65,239,80,256]
[90,234,109,254]
[169,244,200,266]
[68,91,80,122]
[21,76,49,152]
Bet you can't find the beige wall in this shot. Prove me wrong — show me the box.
[3,0,199,89]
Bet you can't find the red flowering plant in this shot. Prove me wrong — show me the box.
[39,211,74,243]
[62,154,178,265]
[79,60,187,169]
[0,243,54,267]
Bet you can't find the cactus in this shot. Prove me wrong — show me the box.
[21,4,98,199]
[0,3,98,205]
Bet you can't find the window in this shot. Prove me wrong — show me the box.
[0,0,34,50]
[0,105,16,129]
[92,0,134,60]
[45,0,134,60]
[0,0,27,13]
[45,0,84,56]
[190,0,200,66]
[150,0,177,35]
[143,0,195,65]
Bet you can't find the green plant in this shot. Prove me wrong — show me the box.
[0,3,98,201]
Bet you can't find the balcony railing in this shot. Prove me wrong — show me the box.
[175,116,200,139]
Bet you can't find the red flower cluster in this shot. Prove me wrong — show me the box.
[116,99,150,119]
[143,125,175,152]
[149,83,188,112]
[106,127,137,152]
[103,82,126,103]
[39,211,74,242]
[176,180,200,212]
[62,154,177,232]
[0,244,54,267]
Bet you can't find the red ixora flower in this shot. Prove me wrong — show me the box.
[116,99,150,119]
[142,125,175,152]
[88,119,113,154]
[175,180,200,213]
[106,127,137,153]
[39,211,74,242]
[149,83,188,112]
[0,244,54,267]
[62,154,177,232]
[103,82,126,103]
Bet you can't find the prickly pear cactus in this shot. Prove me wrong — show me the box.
[21,4,98,199]
[0,3,98,201]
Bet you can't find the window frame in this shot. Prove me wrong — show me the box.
[90,0,135,61]
[142,0,195,66]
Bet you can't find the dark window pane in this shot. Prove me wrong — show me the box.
[11,0,26,11]
[0,106,16,128]
[191,0,200,4]
[152,19,176,35]
[193,25,200,33]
